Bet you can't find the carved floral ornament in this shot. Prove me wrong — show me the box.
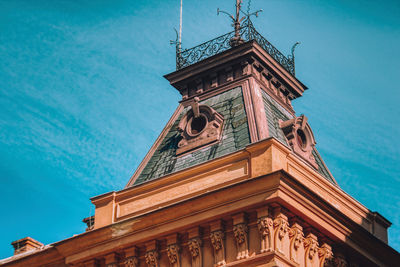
[166,244,179,264]
[233,223,248,244]
[210,230,225,251]
[145,250,159,267]
[177,97,224,155]
[188,237,202,258]
[279,114,318,169]
[124,257,139,267]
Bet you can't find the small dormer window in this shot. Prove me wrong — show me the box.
[177,97,224,155]
[280,115,318,169]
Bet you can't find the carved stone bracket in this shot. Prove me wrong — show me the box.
[210,229,226,266]
[145,250,159,267]
[318,243,334,267]
[288,222,304,264]
[257,206,274,253]
[233,223,249,259]
[124,256,139,267]
[304,233,320,267]
[167,243,180,267]
[104,252,119,267]
[145,241,159,267]
[124,246,139,267]
[280,114,318,169]
[177,97,224,155]
[273,209,290,256]
[188,237,202,267]
[333,252,348,267]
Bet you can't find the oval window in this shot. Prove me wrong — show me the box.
[296,129,307,149]
[188,114,207,136]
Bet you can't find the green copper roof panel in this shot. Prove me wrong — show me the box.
[133,86,251,185]
[261,90,293,145]
[312,149,335,184]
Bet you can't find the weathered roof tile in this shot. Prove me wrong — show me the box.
[133,86,251,185]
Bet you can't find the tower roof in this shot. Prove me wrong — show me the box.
[126,28,335,187]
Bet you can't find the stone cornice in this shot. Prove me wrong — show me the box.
[4,138,397,266]
[164,41,307,102]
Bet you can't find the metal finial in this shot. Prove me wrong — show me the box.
[217,0,263,47]
[217,0,247,47]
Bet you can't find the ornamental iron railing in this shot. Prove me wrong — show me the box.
[175,19,296,76]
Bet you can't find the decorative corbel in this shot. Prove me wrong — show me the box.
[304,233,320,267]
[232,213,249,260]
[333,251,348,267]
[166,234,180,267]
[124,257,139,267]
[124,246,139,267]
[209,221,226,266]
[187,227,202,267]
[288,222,304,264]
[167,244,180,267]
[181,86,189,100]
[257,206,274,253]
[253,61,264,80]
[145,240,159,267]
[273,206,290,257]
[225,67,234,82]
[210,73,218,88]
[241,60,251,76]
[104,252,119,267]
[318,243,334,267]
[195,79,203,94]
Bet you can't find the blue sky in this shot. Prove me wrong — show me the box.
[0,0,399,259]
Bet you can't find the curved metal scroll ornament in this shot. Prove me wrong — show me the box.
[170,28,183,69]
[288,42,300,75]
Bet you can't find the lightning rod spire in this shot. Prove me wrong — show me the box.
[179,0,182,50]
